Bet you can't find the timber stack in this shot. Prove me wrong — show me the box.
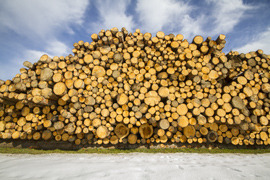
[0,27,270,147]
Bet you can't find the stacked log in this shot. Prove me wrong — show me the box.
[0,27,270,147]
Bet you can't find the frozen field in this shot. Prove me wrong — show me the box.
[0,153,270,180]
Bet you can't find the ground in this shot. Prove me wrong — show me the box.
[0,153,269,180]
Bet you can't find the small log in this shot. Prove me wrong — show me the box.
[128,134,137,144]
[23,61,33,69]
[159,119,170,130]
[207,131,218,143]
[144,91,161,106]
[42,130,52,140]
[92,66,106,78]
[177,104,188,115]
[193,35,204,45]
[117,93,129,105]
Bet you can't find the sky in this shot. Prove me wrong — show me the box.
[0,0,269,80]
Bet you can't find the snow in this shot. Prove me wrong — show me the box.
[0,153,270,180]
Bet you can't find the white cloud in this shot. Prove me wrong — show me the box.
[0,39,69,80]
[19,39,69,68]
[136,0,188,32]
[24,40,69,63]
[179,15,205,39]
[207,0,253,35]
[45,40,69,57]
[135,0,205,39]
[0,0,89,39]
[236,27,270,54]
[135,0,254,39]
[0,0,89,80]
[92,0,134,32]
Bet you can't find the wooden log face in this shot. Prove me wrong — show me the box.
[158,87,170,98]
[177,104,188,116]
[96,126,108,139]
[139,124,153,139]
[53,82,67,96]
[0,121,6,131]
[128,134,137,144]
[183,126,195,138]
[159,119,170,130]
[231,96,245,110]
[145,91,161,106]
[117,94,128,106]
[178,116,189,128]
[23,61,33,69]
[115,123,129,139]
[207,131,218,143]
[92,66,105,78]
[40,68,53,81]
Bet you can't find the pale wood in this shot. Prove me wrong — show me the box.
[53,82,67,96]
[117,93,129,105]
[159,119,170,130]
[96,125,109,139]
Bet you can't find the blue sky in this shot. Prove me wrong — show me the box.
[0,0,269,80]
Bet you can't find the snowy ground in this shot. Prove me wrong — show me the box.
[0,153,270,180]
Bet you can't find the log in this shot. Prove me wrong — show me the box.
[53,82,67,96]
[128,134,137,144]
[144,91,161,106]
[23,61,33,69]
[92,66,106,78]
[96,126,109,139]
[178,116,189,128]
[177,104,188,115]
[158,87,169,98]
[231,96,245,109]
[114,123,129,139]
[42,130,52,140]
[40,68,53,81]
[193,35,204,45]
[207,131,218,143]
[139,124,153,139]
[159,119,170,130]
[183,125,195,138]
[117,94,129,105]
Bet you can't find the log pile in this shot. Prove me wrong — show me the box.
[0,27,270,147]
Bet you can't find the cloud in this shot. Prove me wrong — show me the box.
[24,39,69,63]
[0,0,89,80]
[45,40,69,57]
[135,0,254,40]
[136,0,201,37]
[236,27,270,54]
[178,15,205,39]
[0,39,70,80]
[206,0,253,35]
[91,0,134,32]
[0,0,89,39]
